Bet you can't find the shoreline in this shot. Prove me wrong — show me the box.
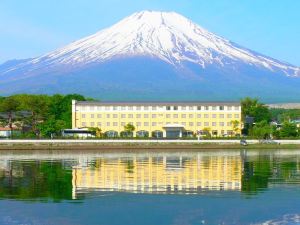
[0,139,300,150]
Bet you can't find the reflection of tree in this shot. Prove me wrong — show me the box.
[0,161,75,202]
[242,155,300,194]
[242,157,272,194]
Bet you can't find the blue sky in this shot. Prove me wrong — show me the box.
[1,0,300,65]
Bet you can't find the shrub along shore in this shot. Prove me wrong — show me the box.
[0,139,300,150]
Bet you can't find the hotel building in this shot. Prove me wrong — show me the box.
[72,100,242,138]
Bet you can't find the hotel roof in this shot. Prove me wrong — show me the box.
[74,101,241,106]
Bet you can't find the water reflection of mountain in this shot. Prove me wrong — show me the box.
[0,150,300,201]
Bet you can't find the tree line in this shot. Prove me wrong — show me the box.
[241,97,300,139]
[0,94,299,139]
[0,94,87,138]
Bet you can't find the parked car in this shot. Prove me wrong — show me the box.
[240,139,248,146]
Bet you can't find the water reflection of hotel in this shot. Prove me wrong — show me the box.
[72,155,242,198]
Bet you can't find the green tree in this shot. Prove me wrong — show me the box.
[202,127,211,137]
[15,94,50,136]
[231,120,240,135]
[124,123,135,133]
[38,117,66,137]
[121,123,135,137]
[280,121,298,138]
[0,96,20,130]
[48,94,86,128]
[250,120,272,139]
[88,127,102,138]
[241,97,271,123]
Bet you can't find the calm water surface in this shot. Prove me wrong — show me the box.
[0,149,300,225]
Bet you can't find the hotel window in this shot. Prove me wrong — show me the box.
[113,122,118,127]
[204,114,209,118]
[136,122,141,126]
[121,122,126,126]
[197,106,201,110]
[189,122,194,126]
[174,106,178,110]
[82,114,86,118]
[128,114,133,118]
[128,106,133,110]
[227,114,232,118]
[90,122,95,126]
[173,114,178,118]
[152,106,157,110]
[227,130,233,135]
[144,106,149,110]
[197,114,202,118]
[105,106,110,110]
[227,122,232,126]
[189,114,194,118]
[97,122,101,127]
[234,114,240,118]
[136,106,141,110]
[97,106,101,110]
[106,122,110,126]
[212,114,216,118]
[144,122,149,126]
[121,106,126,110]
[219,122,225,126]
[90,106,95,111]
[204,122,209,126]
[152,114,157,118]
[144,114,149,118]
[166,106,171,110]
[181,114,186,118]
[91,114,94,118]
[106,114,110,118]
[113,114,118,118]
[212,106,217,110]
[113,106,118,110]
[136,114,141,118]
[182,122,186,126]
[129,122,133,125]
[212,122,217,126]
[197,122,202,126]
[97,114,102,118]
[219,114,224,118]
[204,106,209,110]
[166,114,171,119]
[82,122,86,127]
[121,114,126,118]
[189,106,194,110]
[227,106,232,110]
[234,106,239,110]
[219,106,224,110]
[152,122,157,126]
[181,106,186,110]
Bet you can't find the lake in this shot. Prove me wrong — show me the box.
[0,149,300,225]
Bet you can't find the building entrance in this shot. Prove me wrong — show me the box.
[166,130,181,138]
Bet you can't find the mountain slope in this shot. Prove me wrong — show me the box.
[0,11,299,101]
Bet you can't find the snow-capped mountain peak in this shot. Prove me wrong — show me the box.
[1,11,300,101]
[17,10,296,77]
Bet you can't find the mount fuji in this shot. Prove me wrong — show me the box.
[1,11,300,101]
